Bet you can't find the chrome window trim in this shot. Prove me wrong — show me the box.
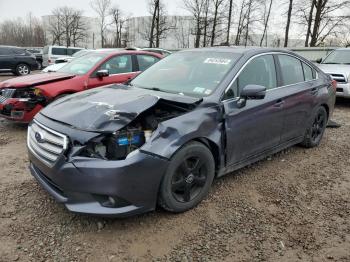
[222,51,319,102]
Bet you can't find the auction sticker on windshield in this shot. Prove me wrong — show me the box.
[204,58,232,65]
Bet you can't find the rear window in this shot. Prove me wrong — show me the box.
[12,48,25,55]
[67,48,82,56]
[137,55,160,71]
[52,48,67,56]
[0,47,11,55]
[278,55,304,85]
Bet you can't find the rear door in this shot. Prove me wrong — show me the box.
[223,54,285,165]
[135,54,161,72]
[87,54,136,88]
[276,54,319,142]
[0,47,14,71]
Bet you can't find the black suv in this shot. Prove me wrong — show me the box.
[0,46,37,76]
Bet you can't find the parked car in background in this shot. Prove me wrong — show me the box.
[0,46,37,76]
[27,48,335,217]
[26,48,43,70]
[42,49,92,73]
[317,48,350,98]
[0,50,162,122]
[42,45,83,67]
[141,48,172,56]
[126,47,172,57]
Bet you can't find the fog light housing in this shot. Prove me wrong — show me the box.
[93,194,131,208]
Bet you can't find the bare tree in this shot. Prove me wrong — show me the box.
[210,0,226,46]
[284,0,294,47]
[297,0,350,47]
[183,0,206,48]
[144,0,174,47]
[110,5,126,47]
[90,0,111,48]
[0,15,46,47]
[226,0,234,45]
[260,0,273,47]
[48,7,88,47]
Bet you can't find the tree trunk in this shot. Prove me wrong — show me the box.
[226,0,233,45]
[284,0,293,47]
[235,1,245,45]
[305,0,315,47]
[203,0,209,47]
[195,18,201,48]
[155,1,160,47]
[260,0,273,47]
[310,0,323,46]
[244,0,252,47]
[149,0,159,48]
[211,2,219,47]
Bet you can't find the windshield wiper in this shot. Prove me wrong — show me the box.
[140,86,180,95]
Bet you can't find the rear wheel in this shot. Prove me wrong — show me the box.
[158,141,215,213]
[16,63,30,76]
[300,106,328,148]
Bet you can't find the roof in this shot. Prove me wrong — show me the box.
[182,46,292,55]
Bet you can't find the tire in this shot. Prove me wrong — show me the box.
[37,61,43,70]
[158,141,215,213]
[300,106,328,148]
[16,63,30,76]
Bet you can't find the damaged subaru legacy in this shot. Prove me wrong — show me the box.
[27,48,336,217]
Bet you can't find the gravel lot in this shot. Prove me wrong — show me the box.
[0,73,349,262]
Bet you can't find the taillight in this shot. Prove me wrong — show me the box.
[331,79,337,91]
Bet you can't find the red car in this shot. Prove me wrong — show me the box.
[0,50,162,123]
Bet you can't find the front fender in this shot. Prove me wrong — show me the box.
[141,106,224,160]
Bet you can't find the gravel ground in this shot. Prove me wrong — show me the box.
[0,73,349,261]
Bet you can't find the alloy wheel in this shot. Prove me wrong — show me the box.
[311,110,326,143]
[18,65,29,75]
[171,155,208,203]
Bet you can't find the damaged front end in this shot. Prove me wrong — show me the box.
[77,99,193,161]
[0,87,46,121]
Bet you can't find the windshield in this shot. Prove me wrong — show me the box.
[130,51,241,97]
[72,50,90,58]
[57,52,108,75]
[322,50,350,64]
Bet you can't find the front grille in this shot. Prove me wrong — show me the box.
[27,121,68,167]
[1,88,16,98]
[0,95,7,103]
[330,74,347,83]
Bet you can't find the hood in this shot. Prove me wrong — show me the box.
[0,72,75,89]
[317,63,350,78]
[39,84,201,132]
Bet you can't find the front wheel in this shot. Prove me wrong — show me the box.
[158,141,215,213]
[16,64,30,76]
[300,106,328,148]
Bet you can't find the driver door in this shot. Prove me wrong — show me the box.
[223,54,285,166]
[87,54,136,89]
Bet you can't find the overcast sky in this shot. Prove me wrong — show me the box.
[0,0,186,21]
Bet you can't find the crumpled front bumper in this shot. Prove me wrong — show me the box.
[0,97,42,122]
[28,147,169,217]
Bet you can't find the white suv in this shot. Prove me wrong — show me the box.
[317,48,350,98]
[42,46,83,67]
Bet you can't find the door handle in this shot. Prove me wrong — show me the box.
[274,99,284,107]
[310,87,318,95]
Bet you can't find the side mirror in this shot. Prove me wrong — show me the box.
[96,69,109,78]
[241,84,266,100]
[315,58,322,64]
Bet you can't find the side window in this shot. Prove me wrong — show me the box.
[302,62,315,81]
[99,55,132,75]
[12,48,25,55]
[278,55,304,85]
[223,55,277,100]
[52,48,67,56]
[67,48,80,56]
[137,55,160,71]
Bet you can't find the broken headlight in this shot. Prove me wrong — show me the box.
[81,129,153,160]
